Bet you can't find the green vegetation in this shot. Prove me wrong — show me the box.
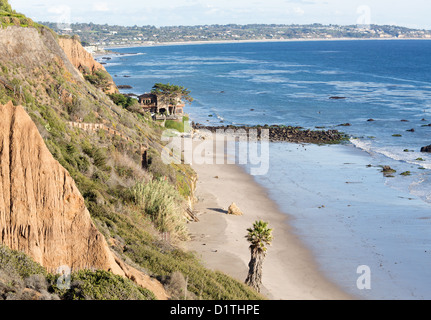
[0,245,154,300]
[131,178,189,241]
[0,1,44,30]
[84,69,112,91]
[0,245,46,279]
[151,83,193,105]
[0,0,12,12]
[49,270,156,300]
[165,116,190,133]
[108,93,138,108]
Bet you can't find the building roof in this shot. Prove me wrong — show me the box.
[138,93,157,99]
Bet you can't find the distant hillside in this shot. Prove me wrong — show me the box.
[40,22,431,47]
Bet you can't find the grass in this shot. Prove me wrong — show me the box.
[131,178,189,241]
[164,116,191,133]
[0,9,45,30]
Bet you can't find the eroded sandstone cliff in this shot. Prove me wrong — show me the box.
[58,37,118,94]
[0,101,167,299]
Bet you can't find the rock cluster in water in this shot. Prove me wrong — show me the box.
[192,123,348,144]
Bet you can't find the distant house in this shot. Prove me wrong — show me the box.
[138,93,185,116]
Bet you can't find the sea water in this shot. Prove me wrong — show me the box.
[103,40,431,299]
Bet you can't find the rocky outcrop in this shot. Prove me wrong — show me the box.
[58,37,118,94]
[193,123,348,144]
[0,102,167,299]
[421,145,431,153]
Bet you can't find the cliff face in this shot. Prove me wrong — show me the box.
[0,101,168,299]
[0,26,82,80]
[0,101,121,273]
[58,38,118,94]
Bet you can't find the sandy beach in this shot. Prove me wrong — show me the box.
[103,37,431,51]
[185,133,353,300]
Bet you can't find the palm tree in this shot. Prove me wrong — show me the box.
[245,220,273,293]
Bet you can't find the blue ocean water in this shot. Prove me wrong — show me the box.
[103,40,431,299]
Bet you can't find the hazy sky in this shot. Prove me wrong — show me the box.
[9,0,431,29]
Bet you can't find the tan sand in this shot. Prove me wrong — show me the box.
[185,133,354,300]
[104,37,431,51]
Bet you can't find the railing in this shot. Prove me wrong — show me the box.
[67,121,148,154]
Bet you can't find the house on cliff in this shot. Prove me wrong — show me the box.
[138,93,185,116]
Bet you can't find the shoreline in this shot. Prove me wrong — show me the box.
[102,37,431,50]
[185,132,355,300]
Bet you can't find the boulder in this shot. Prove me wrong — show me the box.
[329,96,346,100]
[227,203,243,216]
[382,166,396,173]
[421,145,431,153]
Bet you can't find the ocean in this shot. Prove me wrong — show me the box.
[102,40,431,299]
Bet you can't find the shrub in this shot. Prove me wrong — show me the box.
[0,245,46,279]
[84,70,112,91]
[49,269,156,300]
[108,93,138,109]
[0,0,12,12]
[131,178,189,241]
[163,271,196,300]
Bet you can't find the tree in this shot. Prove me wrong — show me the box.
[245,220,273,293]
[151,83,193,106]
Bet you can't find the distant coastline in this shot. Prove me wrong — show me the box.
[103,37,431,50]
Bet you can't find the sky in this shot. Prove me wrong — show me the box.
[9,0,431,29]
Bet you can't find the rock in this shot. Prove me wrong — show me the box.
[382,166,396,173]
[0,102,122,273]
[338,123,351,127]
[406,128,415,132]
[329,96,346,100]
[58,38,118,94]
[227,203,243,216]
[367,119,375,122]
[0,102,169,300]
[421,145,431,153]
[401,119,409,122]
